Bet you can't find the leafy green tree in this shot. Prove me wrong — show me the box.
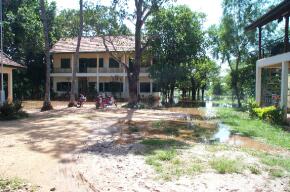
[68,0,83,107]
[54,4,130,38]
[147,5,205,103]
[208,0,277,107]
[188,58,219,101]
[106,0,173,105]
[39,0,53,111]
[3,0,57,99]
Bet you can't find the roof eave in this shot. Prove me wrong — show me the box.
[245,0,290,31]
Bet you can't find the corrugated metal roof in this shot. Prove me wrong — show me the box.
[50,36,135,53]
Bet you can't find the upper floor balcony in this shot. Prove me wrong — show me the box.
[259,37,290,59]
[51,67,149,74]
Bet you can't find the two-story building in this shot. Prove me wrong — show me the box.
[246,0,289,118]
[50,36,159,99]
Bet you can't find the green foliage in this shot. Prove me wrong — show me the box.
[209,0,278,106]
[147,5,206,103]
[217,108,290,149]
[247,165,261,175]
[4,0,57,99]
[210,158,242,174]
[0,101,28,120]
[269,168,285,178]
[141,139,202,180]
[128,126,139,133]
[251,106,284,124]
[248,99,259,117]
[55,4,131,38]
[247,100,284,124]
[0,178,28,191]
[258,154,290,172]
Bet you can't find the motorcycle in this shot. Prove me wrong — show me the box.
[76,95,87,108]
[96,95,117,109]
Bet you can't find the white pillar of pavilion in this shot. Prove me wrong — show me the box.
[256,65,262,105]
[96,54,99,92]
[7,71,12,102]
[280,61,288,117]
[122,54,126,98]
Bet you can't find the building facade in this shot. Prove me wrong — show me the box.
[0,52,24,103]
[245,0,290,119]
[50,36,160,99]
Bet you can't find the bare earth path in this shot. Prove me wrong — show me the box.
[0,102,289,191]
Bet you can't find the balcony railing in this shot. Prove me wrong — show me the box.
[261,37,290,58]
[52,68,72,73]
[86,68,98,73]
[52,67,150,74]
[140,67,149,73]
[99,68,124,73]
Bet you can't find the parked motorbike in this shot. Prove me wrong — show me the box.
[96,95,117,109]
[76,94,87,108]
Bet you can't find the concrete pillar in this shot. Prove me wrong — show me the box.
[280,61,288,117]
[256,65,262,105]
[97,54,99,92]
[123,76,126,98]
[7,71,13,102]
[150,80,153,94]
[71,54,74,72]
[122,55,126,98]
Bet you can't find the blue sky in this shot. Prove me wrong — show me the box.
[49,0,223,28]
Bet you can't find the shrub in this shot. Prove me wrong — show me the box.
[248,99,259,118]
[0,101,28,120]
[252,106,283,124]
[248,100,284,124]
[210,158,242,174]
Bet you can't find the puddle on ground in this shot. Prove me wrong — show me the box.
[115,103,278,152]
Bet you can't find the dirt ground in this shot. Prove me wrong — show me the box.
[0,101,289,192]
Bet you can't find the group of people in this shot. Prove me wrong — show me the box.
[77,93,117,108]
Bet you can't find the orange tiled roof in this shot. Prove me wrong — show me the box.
[0,52,24,68]
[50,36,135,53]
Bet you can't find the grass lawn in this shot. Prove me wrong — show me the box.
[0,177,36,191]
[217,108,290,150]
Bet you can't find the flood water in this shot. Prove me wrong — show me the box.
[117,101,277,152]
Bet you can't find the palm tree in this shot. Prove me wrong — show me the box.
[39,0,53,111]
[68,0,84,107]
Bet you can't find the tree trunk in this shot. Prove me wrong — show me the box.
[191,78,196,101]
[39,0,53,111]
[232,69,242,108]
[169,84,174,105]
[128,74,138,105]
[201,87,205,101]
[182,89,186,99]
[233,81,242,108]
[128,1,143,106]
[197,88,200,101]
[69,0,83,107]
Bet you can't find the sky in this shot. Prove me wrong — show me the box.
[48,0,223,29]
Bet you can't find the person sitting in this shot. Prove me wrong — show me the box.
[79,94,86,102]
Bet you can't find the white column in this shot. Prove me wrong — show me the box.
[122,54,126,98]
[0,72,5,104]
[8,71,13,102]
[97,54,99,92]
[256,65,262,105]
[150,80,153,94]
[123,76,126,98]
[280,61,288,115]
[71,54,74,72]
